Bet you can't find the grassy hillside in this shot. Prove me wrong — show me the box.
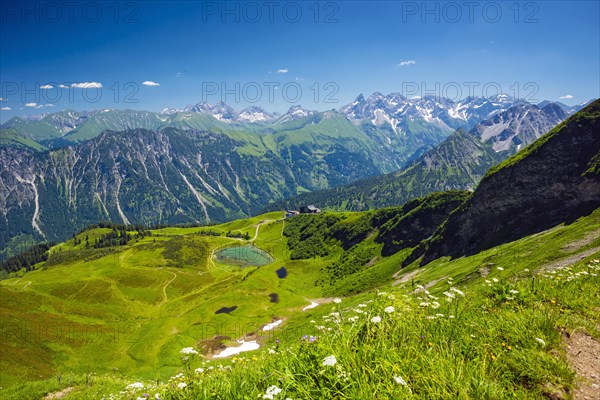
[0,206,598,399]
[1,184,599,400]
[0,128,48,151]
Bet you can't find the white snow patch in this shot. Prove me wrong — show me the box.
[262,319,283,331]
[213,340,260,358]
[302,301,319,311]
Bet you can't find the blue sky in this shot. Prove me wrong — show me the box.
[0,0,599,122]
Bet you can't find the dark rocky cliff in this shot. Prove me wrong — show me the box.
[419,99,600,265]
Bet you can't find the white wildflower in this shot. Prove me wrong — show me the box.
[177,382,187,389]
[268,348,277,354]
[263,385,282,399]
[443,291,455,299]
[127,382,144,389]
[333,298,342,304]
[371,316,382,324]
[450,287,465,296]
[322,355,337,367]
[509,289,519,294]
[492,278,499,283]
[384,306,395,313]
[497,267,504,271]
[195,367,204,373]
[358,303,367,308]
[419,302,430,307]
[430,301,440,309]
[348,316,359,322]
[393,375,408,386]
[180,347,198,355]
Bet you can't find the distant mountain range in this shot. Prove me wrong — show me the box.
[269,100,575,211]
[2,93,588,152]
[0,93,592,255]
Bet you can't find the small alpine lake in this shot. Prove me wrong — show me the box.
[214,245,274,267]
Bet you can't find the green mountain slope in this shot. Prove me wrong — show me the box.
[269,129,504,211]
[1,205,598,399]
[0,128,48,151]
[0,122,391,252]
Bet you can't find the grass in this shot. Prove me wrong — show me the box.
[0,209,598,399]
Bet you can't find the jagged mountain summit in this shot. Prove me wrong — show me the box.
[471,102,566,152]
[339,92,520,134]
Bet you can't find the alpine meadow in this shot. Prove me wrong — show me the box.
[0,1,599,400]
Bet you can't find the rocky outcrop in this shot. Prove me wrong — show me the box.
[420,99,600,265]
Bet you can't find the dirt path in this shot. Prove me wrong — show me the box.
[392,268,422,286]
[160,271,177,304]
[561,231,600,253]
[539,247,600,272]
[566,331,600,400]
[43,387,73,399]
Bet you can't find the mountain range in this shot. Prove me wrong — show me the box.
[0,94,592,255]
[3,93,587,152]
[269,101,573,211]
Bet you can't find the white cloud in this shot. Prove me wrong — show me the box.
[71,82,102,89]
[143,81,160,87]
[176,72,184,78]
[0,97,4,101]
[397,60,416,67]
[1,107,11,111]
[40,84,54,89]
[559,94,574,99]
[44,104,54,107]
[276,69,288,74]
[25,102,38,107]
[58,84,69,89]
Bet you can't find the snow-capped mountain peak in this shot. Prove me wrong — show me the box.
[238,106,276,122]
